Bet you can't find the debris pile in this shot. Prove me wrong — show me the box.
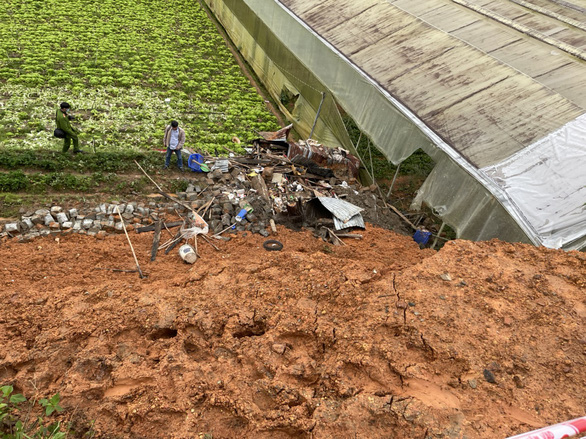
[1,128,412,245]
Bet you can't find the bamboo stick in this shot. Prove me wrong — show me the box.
[116,206,144,279]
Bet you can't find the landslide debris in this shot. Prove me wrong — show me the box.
[0,226,584,438]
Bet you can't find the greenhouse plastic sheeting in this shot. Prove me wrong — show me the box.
[204,0,435,164]
[203,0,355,153]
[482,114,586,250]
[412,157,532,244]
[203,0,586,250]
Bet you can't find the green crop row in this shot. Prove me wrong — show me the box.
[0,170,115,193]
[0,0,279,154]
[0,148,164,173]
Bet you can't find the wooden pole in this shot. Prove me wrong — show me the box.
[432,222,446,250]
[200,234,220,251]
[116,206,144,279]
[150,220,162,261]
[134,160,197,214]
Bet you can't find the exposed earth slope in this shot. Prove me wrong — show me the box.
[0,226,584,438]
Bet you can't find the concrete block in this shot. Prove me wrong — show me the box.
[56,212,68,224]
[5,223,20,234]
[21,219,33,230]
[44,214,55,226]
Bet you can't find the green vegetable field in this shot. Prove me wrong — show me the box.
[0,0,279,153]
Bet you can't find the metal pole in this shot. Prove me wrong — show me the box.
[367,139,375,183]
[386,163,402,198]
[431,222,445,250]
[309,92,326,140]
[355,132,363,152]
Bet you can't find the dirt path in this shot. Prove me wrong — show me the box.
[0,226,584,438]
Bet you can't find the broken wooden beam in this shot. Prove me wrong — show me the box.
[151,220,162,261]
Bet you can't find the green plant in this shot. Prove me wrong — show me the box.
[38,395,63,417]
[0,385,66,439]
[0,193,22,205]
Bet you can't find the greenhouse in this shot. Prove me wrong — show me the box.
[203,0,586,250]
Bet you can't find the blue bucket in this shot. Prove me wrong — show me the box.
[413,230,432,246]
[188,153,205,172]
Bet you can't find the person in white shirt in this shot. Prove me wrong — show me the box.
[163,120,186,171]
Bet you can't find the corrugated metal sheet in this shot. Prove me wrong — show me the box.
[281,0,586,168]
[316,197,365,230]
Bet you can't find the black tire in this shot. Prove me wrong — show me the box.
[263,240,283,251]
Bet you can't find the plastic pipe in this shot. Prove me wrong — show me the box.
[506,416,586,439]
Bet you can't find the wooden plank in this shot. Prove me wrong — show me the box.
[136,221,183,233]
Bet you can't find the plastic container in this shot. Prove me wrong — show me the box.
[188,153,205,172]
[179,244,197,264]
[413,229,432,246]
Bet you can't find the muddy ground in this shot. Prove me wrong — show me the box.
[0,225,584,438]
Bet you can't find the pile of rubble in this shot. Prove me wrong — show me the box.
[1,128,414,244]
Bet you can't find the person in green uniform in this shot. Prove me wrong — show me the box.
[55,102,83,153]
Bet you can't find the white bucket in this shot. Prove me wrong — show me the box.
[179,244,197,264]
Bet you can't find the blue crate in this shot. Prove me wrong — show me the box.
[188,153,205,172]
[413,229,432,246]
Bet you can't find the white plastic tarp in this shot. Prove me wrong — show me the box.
[481,114,586,249]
